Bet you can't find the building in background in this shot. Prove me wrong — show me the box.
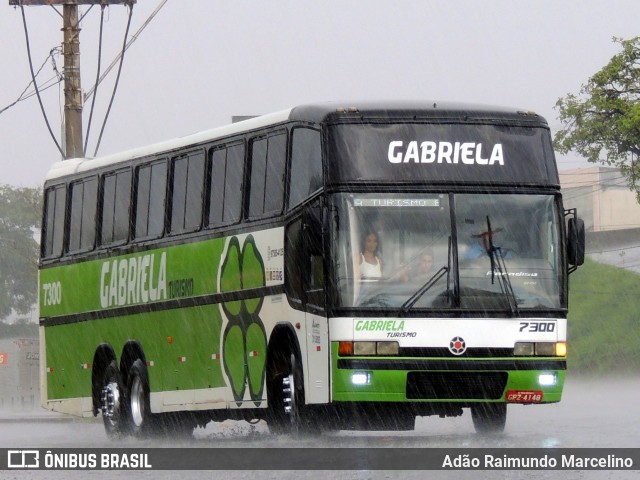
[561,166,640,274]
[0,338,39,411]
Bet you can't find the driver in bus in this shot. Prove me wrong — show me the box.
[464,228,513,260]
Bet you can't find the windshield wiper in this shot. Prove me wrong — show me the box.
[398,236,452,315]
[485,216,519,315]
[398,265,449,315]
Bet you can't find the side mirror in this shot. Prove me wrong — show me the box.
[567,217,585,267]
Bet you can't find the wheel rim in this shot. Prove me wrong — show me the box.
[102,380,122,427]
[282,373,295,419]
[282,353,302,428]
[130,375,144,427]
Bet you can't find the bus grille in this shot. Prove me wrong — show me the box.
[399,347,514,358]
[406,371,508,400]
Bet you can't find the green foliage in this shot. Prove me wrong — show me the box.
[0,184,42,320]
[554,36,640,203]
[0,318,38,338]
[568,257,640,374]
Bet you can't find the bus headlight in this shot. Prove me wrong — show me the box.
[354,342,376,355]
[534,342,555,356]
[514,342,567,357]
[514,342,534,356]
[339,341,399,356]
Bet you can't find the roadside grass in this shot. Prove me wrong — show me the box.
[568,257,640,374]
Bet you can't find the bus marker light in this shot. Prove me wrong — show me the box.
[555,342,567,357]
[80,363,91,370]
[538,373,557,386]
[249,351,259,357]
[351,372,371,385]
[295,322,301,329]
[211,354,220,360]
[338,341,353,356]
[146,360,155,367]
[178,356,187,363]
[167,337,173,344]
[46,367,54,373]
[316,346,321,351]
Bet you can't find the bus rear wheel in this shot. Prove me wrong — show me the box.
[101,361,128,438]
[126,359,156,437]
[471,403,507,434]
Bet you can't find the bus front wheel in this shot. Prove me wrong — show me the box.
[268,352,312,435]
[101,361,128,438]
[471,403,507,434]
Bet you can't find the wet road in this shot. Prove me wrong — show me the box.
[1,377,638,479]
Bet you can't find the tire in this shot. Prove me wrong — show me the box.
[101,361,128,438]
[268,351,312,435]
[126,359,156,437]
[471,403,507,434]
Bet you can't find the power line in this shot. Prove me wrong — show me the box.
[84,0,170,102]
[83,4,106,156]
[0,47,61,115]
[18,4,64,157]
[92,4,134,157]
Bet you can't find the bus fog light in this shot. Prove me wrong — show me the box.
[535,342,555,356]
[376,341,399,355]
[538,373,557,386]
[351,372,371,385]
[354,342,376,355]
[514,342,534,356]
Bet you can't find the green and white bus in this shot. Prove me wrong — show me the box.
[39,101,585,436]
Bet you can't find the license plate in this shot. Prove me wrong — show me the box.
[506,390,543,403]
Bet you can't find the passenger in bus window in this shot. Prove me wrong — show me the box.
[401,252,434,283]
[358,231,382,281]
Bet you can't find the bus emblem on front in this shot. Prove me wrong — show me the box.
[449,336,466,355]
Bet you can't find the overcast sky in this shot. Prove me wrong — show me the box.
[1,0,639,187]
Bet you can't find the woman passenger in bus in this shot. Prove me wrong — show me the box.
[358,231,382,281]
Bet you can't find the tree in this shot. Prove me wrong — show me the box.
[0,185,42,320]
[554,36,640,203]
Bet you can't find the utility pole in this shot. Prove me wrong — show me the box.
[9,0,135,159]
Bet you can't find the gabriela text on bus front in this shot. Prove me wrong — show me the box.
[387,141,504,165]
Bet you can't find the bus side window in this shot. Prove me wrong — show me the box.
[289,128,322,210]
[208,142,244,228]
[42,185,66,258]
[134,161,167,240]
[68,177,98,254]
[304,200,325,309]
[285,218,305,307]
[285,201,325,311]
[248,132,286,219]
[100,169,131,246]
[170,150,205,234]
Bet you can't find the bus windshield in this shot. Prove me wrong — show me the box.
[331,192,563,311]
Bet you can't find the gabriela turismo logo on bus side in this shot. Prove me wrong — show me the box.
[99,252,167,308]
[387,141,504,165]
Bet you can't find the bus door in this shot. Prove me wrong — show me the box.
[285,199,330,404]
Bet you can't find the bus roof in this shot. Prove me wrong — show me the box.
[44,101,547,182]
